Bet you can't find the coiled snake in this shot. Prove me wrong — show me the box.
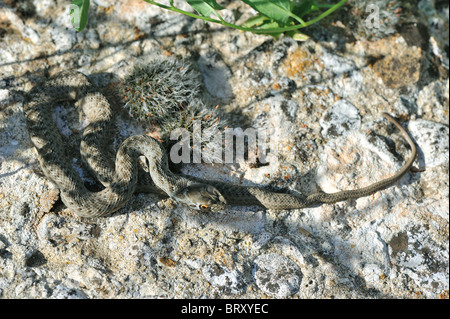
[24,71,417,217]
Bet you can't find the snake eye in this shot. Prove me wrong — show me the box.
[200,204,209,211]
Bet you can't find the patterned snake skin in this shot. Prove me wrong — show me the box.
[24,71,417,217]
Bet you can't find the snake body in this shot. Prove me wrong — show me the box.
[24,71,417,217]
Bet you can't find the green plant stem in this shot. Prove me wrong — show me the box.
[142,0,348,34]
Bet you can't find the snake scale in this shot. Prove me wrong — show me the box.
[24,70,417,217]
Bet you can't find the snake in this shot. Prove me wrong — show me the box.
[24,70,417,218]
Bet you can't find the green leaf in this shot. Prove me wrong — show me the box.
[291,32,310,41]
[70,0,90,31]
[242,14,270,28]
[186,0,224,19]
[241,0,303,26]
[258,20,284,38]
[292,0,314,19]
[259,20,282,29]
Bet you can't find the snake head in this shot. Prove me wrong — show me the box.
[174,184,227,212]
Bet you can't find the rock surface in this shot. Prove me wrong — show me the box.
[0,0,448,298]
